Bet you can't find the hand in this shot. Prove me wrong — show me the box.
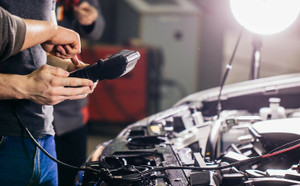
[67,59,89,72]
[22,65,94,105]
[41,26,81,59]
[61,58,98,92]
[73,2,98,26]
[47,54,88,72]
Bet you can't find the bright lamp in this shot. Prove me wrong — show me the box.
[230,0,300,35]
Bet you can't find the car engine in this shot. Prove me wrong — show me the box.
[76,73,300,186]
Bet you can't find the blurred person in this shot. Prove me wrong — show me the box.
[53,0,105,185]
[0,1,95,185]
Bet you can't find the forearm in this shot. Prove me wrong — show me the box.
[0,73,26,100]
[0,8,80,60]
[21,19,58,51]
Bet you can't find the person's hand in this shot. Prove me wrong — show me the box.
[22,65,94,105]
[67,57,89,72]
[73,2,98,26]
[65,59,98,91]
[47,54,88,72]
[66,59,98,92]
[41,26,81,60]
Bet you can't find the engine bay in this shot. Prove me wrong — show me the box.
[76,73,300,186]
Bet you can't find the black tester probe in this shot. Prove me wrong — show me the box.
[69,49,140,82]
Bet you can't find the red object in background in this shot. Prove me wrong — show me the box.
[80,45,148,123]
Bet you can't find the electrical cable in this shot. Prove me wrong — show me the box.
[262,142,300,158]
[101,156,262,183]
[217,28,244,118]
[13,106,100,175]
[267,138,300,154]
[100,140,300,183]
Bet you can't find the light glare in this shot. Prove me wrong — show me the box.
[230,0,300,35]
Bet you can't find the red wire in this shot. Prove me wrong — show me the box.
[262,143,300,158]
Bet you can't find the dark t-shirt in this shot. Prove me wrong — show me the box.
[0,0,56,138]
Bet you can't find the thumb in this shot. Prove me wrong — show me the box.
[71,56,79,65]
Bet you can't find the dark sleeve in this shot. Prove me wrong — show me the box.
[0,7,26,62]
[73,0,105,41]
